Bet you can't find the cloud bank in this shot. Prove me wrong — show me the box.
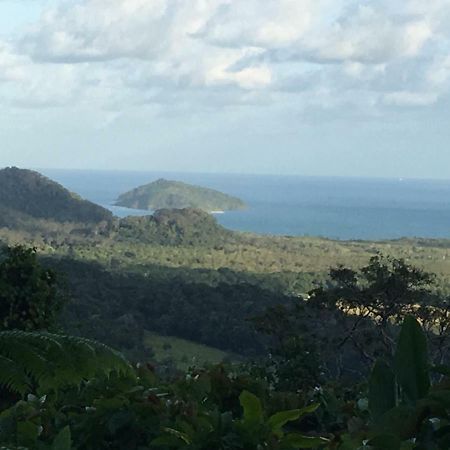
[0,0,450,116]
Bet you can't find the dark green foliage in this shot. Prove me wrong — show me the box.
[3,244,450,449]
[0,363,325,450]
[252,303,324,391]
[368,360,396,421]
[362,317,437,447]
[326,317,450,449]
[0,167,112,225]
[51,427,71,450]
[115,178,246,211]
[0,246,65,331]
[0,245,326,448]
[394,316,430,403]
[51,257,293,357]
[230,390,327,449]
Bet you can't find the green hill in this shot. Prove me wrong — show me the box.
[0,167,113,226]
[118,208,235,246]
[115,178,246,212]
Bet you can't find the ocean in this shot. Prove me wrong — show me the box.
[40,169,450,241]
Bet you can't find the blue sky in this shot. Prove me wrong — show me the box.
[0,0,450,178]
[0,2,42,34]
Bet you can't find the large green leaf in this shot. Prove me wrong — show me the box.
[280,433,329,449]
[375,405,416,441]
[369,360,396,421]
[426,389,450,408]
[52,426,71,450]
[151,434,188,447]
[17,421,39,448]
[268,404,319,436]
[394,316,430,403]
[239,390,263,425]
[367,434,401,450]
[161,427,191,444]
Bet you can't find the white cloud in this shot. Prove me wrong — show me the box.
[427,55,450,86]
[0,42,27,82]
[0,0,448,116]
[20,0,172,62]
[195,0,320,48]
[383,91,438,107]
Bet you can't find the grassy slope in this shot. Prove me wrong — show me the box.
[145,333,237,370]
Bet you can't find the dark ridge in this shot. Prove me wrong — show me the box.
[0,167,113,224]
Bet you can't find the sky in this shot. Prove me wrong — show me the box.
[0,0,450,178]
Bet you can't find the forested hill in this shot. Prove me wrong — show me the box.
[115,178,246,212]
[0,167,113,225]
[118,207,236,246]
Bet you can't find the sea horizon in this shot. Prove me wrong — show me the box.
[29,166,450,183]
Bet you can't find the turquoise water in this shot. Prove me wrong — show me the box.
[41,169,450,240]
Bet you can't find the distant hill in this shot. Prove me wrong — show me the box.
[115,178,246,212]
[118,208,236,246]
[0,167,113,226]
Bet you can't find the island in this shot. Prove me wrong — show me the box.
[115,178,246,212]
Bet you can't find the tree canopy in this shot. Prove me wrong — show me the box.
[0,246,65,331]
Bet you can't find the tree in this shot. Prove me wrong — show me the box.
[252,303,324,391]
[254,255,450,386]
[0,245,65,331]
[309,254,450,366]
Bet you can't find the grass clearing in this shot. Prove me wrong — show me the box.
[145,332,239,370]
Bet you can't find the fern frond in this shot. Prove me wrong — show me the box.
[0,331,134,395]
[0,334,52,388]
[0,354,29,394]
